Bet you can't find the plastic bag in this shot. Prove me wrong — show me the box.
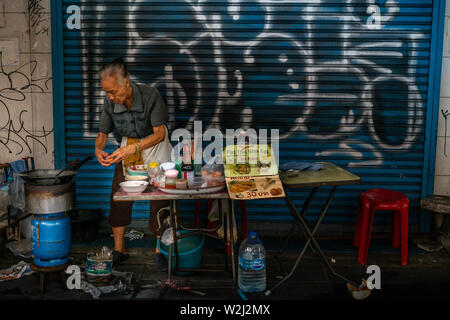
[6,239,33,258]
[161,227,176,246]
[215,200,238,244]
[0,185,9,218]
[9,173,25,211]
[207,199,220,222]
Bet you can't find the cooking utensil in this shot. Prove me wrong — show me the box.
[70,155,93,171]
[55,159,79,177]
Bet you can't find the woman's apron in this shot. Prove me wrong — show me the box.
[120,125,173,176]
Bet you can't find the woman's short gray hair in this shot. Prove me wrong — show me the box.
[99,58,129,83]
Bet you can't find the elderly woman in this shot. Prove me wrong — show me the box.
[94,58,173,269]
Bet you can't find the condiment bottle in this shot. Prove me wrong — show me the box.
[148,162,160,184]
[181,144,193,171]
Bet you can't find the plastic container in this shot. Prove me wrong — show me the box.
[153,171,166,187]
[164,169,179,189]
[148,162,160,177]
[201,163,224,187]
[238,231,266,293]
[206,175,225,187]
[158,229,205,275]
[176,178,187,189]
[160,162,176,172]
[188,176,206,189]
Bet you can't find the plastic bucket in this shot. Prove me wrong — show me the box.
[158,230,204,275]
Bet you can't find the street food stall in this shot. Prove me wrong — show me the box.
[113,142,362,294]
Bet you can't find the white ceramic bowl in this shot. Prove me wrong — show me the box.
[125,175,148,181]
[120,181,149,193]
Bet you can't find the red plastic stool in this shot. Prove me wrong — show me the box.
[353,188,409,266]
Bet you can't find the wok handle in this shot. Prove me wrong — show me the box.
[55,158,79,177]
[71,155,93,171]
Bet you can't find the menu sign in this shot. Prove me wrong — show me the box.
[226,175,285,200]
[223,144,285,200]
[223,144,278,177]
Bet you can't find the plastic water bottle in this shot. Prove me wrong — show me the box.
[238,231,266,293]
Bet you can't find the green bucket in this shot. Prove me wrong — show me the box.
[158,230,204,275]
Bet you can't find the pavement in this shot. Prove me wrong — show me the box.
[0,231,449,306]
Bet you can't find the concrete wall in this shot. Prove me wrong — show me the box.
[0,0,54,169]
[434,0,450,195]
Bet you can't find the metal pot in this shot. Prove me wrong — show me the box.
[25,181,75,214]
[19,156,92,186]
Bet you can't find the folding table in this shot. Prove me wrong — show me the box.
[113,187,236,284]
[265,162,361,296]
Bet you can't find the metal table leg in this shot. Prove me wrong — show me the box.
[164,197,237,287]
[168,200,178,280]
[265,187,357,296]
[279,187,318,254]
[220,199,228,271]
[229,199,236,286]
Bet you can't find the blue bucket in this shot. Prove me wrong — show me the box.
[158,230,204,275]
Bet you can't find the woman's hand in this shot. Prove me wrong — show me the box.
[105,145,136,164]
[95,149,112,166]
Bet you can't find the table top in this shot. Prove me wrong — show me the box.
[113,186,230,201]
[421,195,450,215]
[279,162,361,188]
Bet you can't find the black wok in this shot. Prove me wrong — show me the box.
[19,156,93,186]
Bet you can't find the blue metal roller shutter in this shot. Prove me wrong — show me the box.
[57,0,443,234]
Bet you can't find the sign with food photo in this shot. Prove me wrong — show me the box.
[223,144,278,178]
[223,144,284,199]
[225,175,285,200]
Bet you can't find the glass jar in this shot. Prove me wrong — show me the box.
[148,162,161,184]
[164,169,179,189]
[154,171,166,188]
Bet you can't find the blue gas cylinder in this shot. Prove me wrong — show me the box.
[31,213,71,267]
